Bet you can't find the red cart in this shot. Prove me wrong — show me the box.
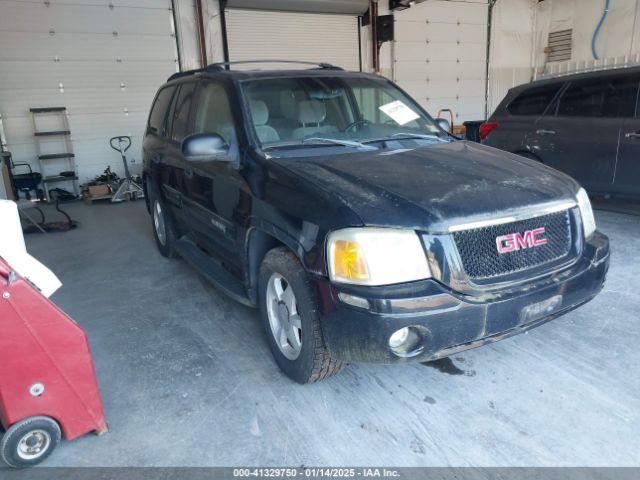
[0,256,107,468]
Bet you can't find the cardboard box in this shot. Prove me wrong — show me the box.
[87,184,110,198]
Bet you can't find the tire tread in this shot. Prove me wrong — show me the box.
[0,416,61,468]
[260,248,344,383]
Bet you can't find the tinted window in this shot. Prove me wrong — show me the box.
[240,76,444,147]
[508,84,562,116]
[170,83,196,142]
[193,82,236,143]
[148,86,175,134]
[557,75,639,118]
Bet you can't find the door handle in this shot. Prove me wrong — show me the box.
[184,167,193,178]
[625,131,640,139]
[536,129,556,135]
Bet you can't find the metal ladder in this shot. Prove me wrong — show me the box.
[30,107,79,202]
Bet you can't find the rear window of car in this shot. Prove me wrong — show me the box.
[148,86,176,134]
[557,74,639,118]
[507,83,563,116]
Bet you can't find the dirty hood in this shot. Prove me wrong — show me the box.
[275,141,580,232]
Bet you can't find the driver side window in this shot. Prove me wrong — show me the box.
[194,82,236,143]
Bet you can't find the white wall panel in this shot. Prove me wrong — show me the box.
[392,0,488,123]
[0,0,177,184]
[226,9,360,71]
[0,1,172,34]
[486,0,535,116]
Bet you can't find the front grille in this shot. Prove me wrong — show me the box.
[452,210,572,280]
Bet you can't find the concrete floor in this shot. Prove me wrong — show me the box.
[13,201,640,467]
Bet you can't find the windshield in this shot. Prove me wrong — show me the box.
[240,75,450,155]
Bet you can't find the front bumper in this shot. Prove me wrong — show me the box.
[317,231,610,363]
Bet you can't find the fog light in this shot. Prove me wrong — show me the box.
[388,326,424,357]
[389,327,410,349]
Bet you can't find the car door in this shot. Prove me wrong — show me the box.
[163,81,197,227]
[612,75,640,197]
[504,82,565,153]
[144,85,180,212]
[182,79,247,270]
[530,74,634,193]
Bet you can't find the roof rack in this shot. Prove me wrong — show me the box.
[167,60,342,82]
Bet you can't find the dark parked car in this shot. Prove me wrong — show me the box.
[482,67,640,198]
[143,61,609,383]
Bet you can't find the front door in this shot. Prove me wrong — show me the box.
[182,80,246,269]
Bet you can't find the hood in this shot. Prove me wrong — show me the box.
[274,141,580,233]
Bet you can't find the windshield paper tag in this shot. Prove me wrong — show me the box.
[379,100,420,126]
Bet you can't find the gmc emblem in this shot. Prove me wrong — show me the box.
[496,227,547,254]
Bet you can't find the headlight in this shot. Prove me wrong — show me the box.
[576,188,596,238]
[327,228,431,286]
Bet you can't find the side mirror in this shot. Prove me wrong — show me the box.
[435,118,451,133]
[182,133,231,162]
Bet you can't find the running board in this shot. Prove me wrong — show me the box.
[174,238,255,307]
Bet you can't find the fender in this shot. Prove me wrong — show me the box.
[244,218,327,304]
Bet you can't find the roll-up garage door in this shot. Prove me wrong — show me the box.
[393,0,488,122]
[0,0,177,182]
[225,9,361,72]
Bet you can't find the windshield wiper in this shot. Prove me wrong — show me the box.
[263,137,376,151]
[363,133,450,144]
[303,137,375,149]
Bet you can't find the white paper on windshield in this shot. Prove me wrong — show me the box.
[378,100,420,126]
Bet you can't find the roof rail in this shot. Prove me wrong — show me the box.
[166,60,342,81]
[167,64,224,82]
[209,60,343,70]
[535,55,640,81]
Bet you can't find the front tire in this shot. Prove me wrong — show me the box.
[0,416,61,468]
[259,248,344,384]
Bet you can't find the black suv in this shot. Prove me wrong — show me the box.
[143,61,610,383]
[482,67,640,199]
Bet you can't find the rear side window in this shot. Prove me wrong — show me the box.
[507,84,562,116]
[557,75,639,118]
[148,86,175,134]
[170,82,197,142]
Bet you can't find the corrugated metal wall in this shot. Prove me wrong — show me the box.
[225,9,361,72]
[0,0,178,183]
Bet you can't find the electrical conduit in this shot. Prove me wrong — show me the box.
[592,0,611,60]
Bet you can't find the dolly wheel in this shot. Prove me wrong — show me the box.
[1,416,61,468]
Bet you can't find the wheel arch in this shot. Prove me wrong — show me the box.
[245,223,315,305]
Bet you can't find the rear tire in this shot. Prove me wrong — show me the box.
[0,416,61,468]
[148,183,178,258]
[259,247,344,383]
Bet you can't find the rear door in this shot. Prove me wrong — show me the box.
[531,74,636,193]
[613,75,640,197]
[163,81,197,225]
[144,85,176,210]
[487,82,564,152]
